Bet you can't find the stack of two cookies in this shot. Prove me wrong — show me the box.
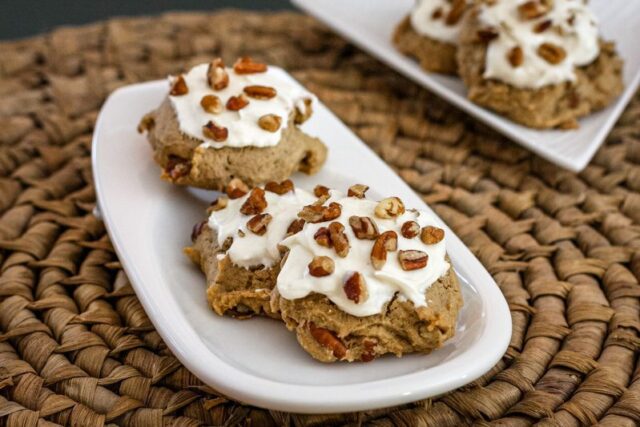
[394,0,624,129]
[139,57,463,362]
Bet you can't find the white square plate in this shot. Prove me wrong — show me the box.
[92,70,511,413]
[292,0,640,172]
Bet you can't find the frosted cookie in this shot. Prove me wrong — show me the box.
[138,57,327,190]
[393,0,470,74]
[457,0,624,129]
[271,186,462,362]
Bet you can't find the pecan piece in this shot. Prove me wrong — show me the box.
[225,178,249,199]
[240,188,267,215]
[200,94,222,114]
[398,250,429,271]
[308,256,334,277]
[169,75,188,96]
[507,46,524,68]
[343,272,368,304]
[313,227,332,247]
[191,220,207,242]
[206,58,229,90]
[518,0,549,20]
[202,120,228,142]
[401,220,420,238]
[233,56,268,74]
[477,27,499,42]
[164,155,191,180]
[432,7,443,19]
[226,94,249,111]
[420,225,445,244]
[298,202,341,223]
[246,213,272,236]
[537,42,566,64]
[533,19,552,33]
[348,216,379,240]
[361,338,377,362]
[308,323,347,359]
[244,85,277,100]
[264,179,293,195]
[258,114,282,132]
[294,98,313,124]
[286,218,305,236]
[370,230,398,270]
[347,184,369,199]
[207,196,229,214]
[375,197,405,219]
[314,185,330,198]
[329,222,349,257]
[445,0,466,26]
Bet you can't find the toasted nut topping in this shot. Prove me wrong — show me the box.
[314,185,330,198]
[533,19,552,33]
[191,220,207,242]
[208,196,229,214]
[308,323,346,359]
[299,202,341,223]
[343,272,368,304]
[233,56,268,74]
[507,46,524,68]
[202,120,228,142]
[398,250,429,271]
[375,197,405,219]
[431,7,443,19]
[294,98,313,124]
[308,256,335,277]
[258,114,282,132]
[313,227,332,247]
[477,27,499,42]
[445,0,466,25]
[207,58,229,90]
[240,188,267,215]
[349,216,379,240]
[401,221,421,238]
[246,213,272,235]
[329,222,350,257]
[371,230,398,270]
[169,75,188,96]
[164,156,191,180]
[537,42,567,64]
[361,338,377,362]
[420,225,445,244]
[200,94,223,114]
[264,179,293,195]
[225,178,249,199]
[244,85,277,100]
[348,184,369,199]
[518,0,549,20]
[226,94,249,111]
[286,218,305,236]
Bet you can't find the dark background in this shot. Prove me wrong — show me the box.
[0,0,294,40]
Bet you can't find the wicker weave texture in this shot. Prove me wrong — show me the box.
[0,10,638,427]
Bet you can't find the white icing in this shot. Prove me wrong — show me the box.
[277,192,450,317]
[208,188,316,268]
[479,0,600,89]
[169,63,314,149]
[410,0,467,44]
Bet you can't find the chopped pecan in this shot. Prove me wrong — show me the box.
[308,256,334,277]
[518,0,549,20]
[374,197,405,219]
[398,250,429,271]
[477,27,499,42]
[348,216,379,240]
[328,222,349,257]
[420,225,445,244]
[507,46,524,68]
[343,272,368,304]
[313,227,332,247]
[226,94,250,111]
[200,94,222,114]
[314,185,330,198]
[308,322,347,359]
[371,230,398,270]
[191,220,207,242]
[401,220,420,238]
[208,196,229,213]
[233,56,268,74]
[298,202,341,223]
[202,120,228,142]
[169,75,188,96]
[361,338,377,362]
[246,213,272,236]
[240,188,267,215]
[258,114,282,132]
[164,155,191,180]
[432,7,443,19]
[286,218,305,236]
[294,98,313,124]
[264,179,293,195]
[445,0,466,26]
[244,85,277,100]
[225,178,249,199]
[533,19,552,33]
[347,184,369,199]
[206,58,229,90]
[537,42,566,64]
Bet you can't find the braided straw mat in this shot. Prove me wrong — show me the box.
[0,10,639,427]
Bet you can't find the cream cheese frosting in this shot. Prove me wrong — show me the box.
[479,0,600,89]
[169,62,314,149]
[410,0,468,45]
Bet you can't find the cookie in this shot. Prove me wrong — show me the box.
[457,0,624,129]
[138,57,327,190]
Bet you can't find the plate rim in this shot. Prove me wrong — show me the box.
[92,76,512,413]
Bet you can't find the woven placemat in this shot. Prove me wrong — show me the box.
[0,10,638,426]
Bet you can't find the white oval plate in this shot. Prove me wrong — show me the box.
[92,70,511,414]
[292,0,640,172]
